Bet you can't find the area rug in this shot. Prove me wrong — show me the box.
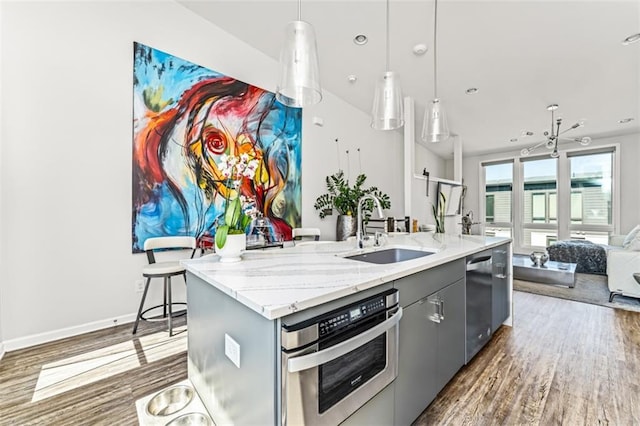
[513,273,640,313]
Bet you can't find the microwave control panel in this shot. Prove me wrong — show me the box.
[319,295,386,337]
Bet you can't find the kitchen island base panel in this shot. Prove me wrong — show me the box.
[187,274,280,426]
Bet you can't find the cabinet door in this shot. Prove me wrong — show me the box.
[340,382,394,426]
[393,299,438,426]
[492,245,510,331]
[436,278,466,390]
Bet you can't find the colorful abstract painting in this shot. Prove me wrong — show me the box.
[132,42,302,252]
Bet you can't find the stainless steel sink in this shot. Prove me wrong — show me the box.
[345,248,434,264]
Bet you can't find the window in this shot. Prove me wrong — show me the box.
[481,146,617,253]
[531,193,546,223]
[483,161,513,238]
[570,192,583,223]
[569,152,612,226]
[485,195,495,223]
[522,157,557,248]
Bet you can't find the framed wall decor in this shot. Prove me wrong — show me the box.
[132,42,302,252]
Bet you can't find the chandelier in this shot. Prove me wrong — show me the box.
[519,104,591,158]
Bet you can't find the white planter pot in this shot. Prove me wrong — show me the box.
[215,233,247,263]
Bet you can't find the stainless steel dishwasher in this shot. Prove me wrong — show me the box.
[465,249,493,363]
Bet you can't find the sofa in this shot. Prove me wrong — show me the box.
[606,226,640,302]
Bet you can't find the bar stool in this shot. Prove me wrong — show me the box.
[292,228,321,243]
[133,236,197,336]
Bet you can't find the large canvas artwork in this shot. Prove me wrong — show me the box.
[132,42,302,252]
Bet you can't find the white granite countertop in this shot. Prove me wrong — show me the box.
[182,233,510,320]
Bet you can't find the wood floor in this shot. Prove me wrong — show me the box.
[1,292,639,425]
[0,319,187,425]
[417,291,640,425]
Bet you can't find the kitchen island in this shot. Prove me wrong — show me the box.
[182,232,512,425]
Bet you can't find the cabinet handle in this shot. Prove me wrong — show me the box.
[428,298,441,323]
[439,299,445,320]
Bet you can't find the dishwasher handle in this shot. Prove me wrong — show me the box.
[287,306,403,373]
[467,255,491,265]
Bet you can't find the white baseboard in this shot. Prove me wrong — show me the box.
[3,313,137,353]
[0,342,5,361]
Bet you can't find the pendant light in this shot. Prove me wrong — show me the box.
[371,0,404,130]
[276,0,322,108]
[421,0,450,143]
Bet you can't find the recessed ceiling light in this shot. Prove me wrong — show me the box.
[619,117,634,123]
[347,74,357,83]
[520,131,533,137]
[465,87,479,95]
[622,33,640,45]
[510,138,518,143]
[353,34,368,45]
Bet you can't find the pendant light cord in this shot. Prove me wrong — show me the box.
[385,0,390,71]
[433,0,439,99]
[298,0,301,21]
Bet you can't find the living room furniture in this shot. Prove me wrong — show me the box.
[513,255,577,287]
[606,234,640,302]
[292,227,321,241]
[546,240,607,275]
[133,236,197,336]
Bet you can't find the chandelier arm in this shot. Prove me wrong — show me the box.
[527,141,547,151]
[558,125,581,135]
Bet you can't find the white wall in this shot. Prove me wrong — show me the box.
[461,133,640,241]
[0,0,4,358]
[0,1,404,348]
[409,143,448,229]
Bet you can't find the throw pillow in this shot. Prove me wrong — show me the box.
[626,231,640,251]
[623,224,640,248]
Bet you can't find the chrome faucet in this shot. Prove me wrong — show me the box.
[357,195,384,249]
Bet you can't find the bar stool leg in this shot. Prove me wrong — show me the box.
[163,278,168,318]
[167,277,173,337]
[133,277,151,334]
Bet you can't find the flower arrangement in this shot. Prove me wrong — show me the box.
[214,153,260,249]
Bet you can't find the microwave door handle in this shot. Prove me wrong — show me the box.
[287,307,403,374]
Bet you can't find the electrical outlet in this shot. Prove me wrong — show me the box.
[134,279,145,293]
[225,333,241,368]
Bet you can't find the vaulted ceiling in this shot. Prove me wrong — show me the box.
[179,0,640,158]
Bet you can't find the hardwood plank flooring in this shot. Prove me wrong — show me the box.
[417,291,640,425]
[1,292,639,425]
[0,319,187,425]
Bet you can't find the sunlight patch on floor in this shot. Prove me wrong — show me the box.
[31,329,187,402]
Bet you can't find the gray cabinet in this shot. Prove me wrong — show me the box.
[393,296,438,426]
[340,383,395,426]
[435,279,466,390]
[491,243,510,331]
[393,260,466,426]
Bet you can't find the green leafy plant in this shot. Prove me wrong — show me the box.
[432,191,446,233]
[314,170,390,221]
[215,154,259,249]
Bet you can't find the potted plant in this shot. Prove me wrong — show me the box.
[214,153,259,262]
[314,171,391,240]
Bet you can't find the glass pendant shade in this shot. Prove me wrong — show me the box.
[276,20,322,108]
[371,71,404,130]
[422,98,450,143]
